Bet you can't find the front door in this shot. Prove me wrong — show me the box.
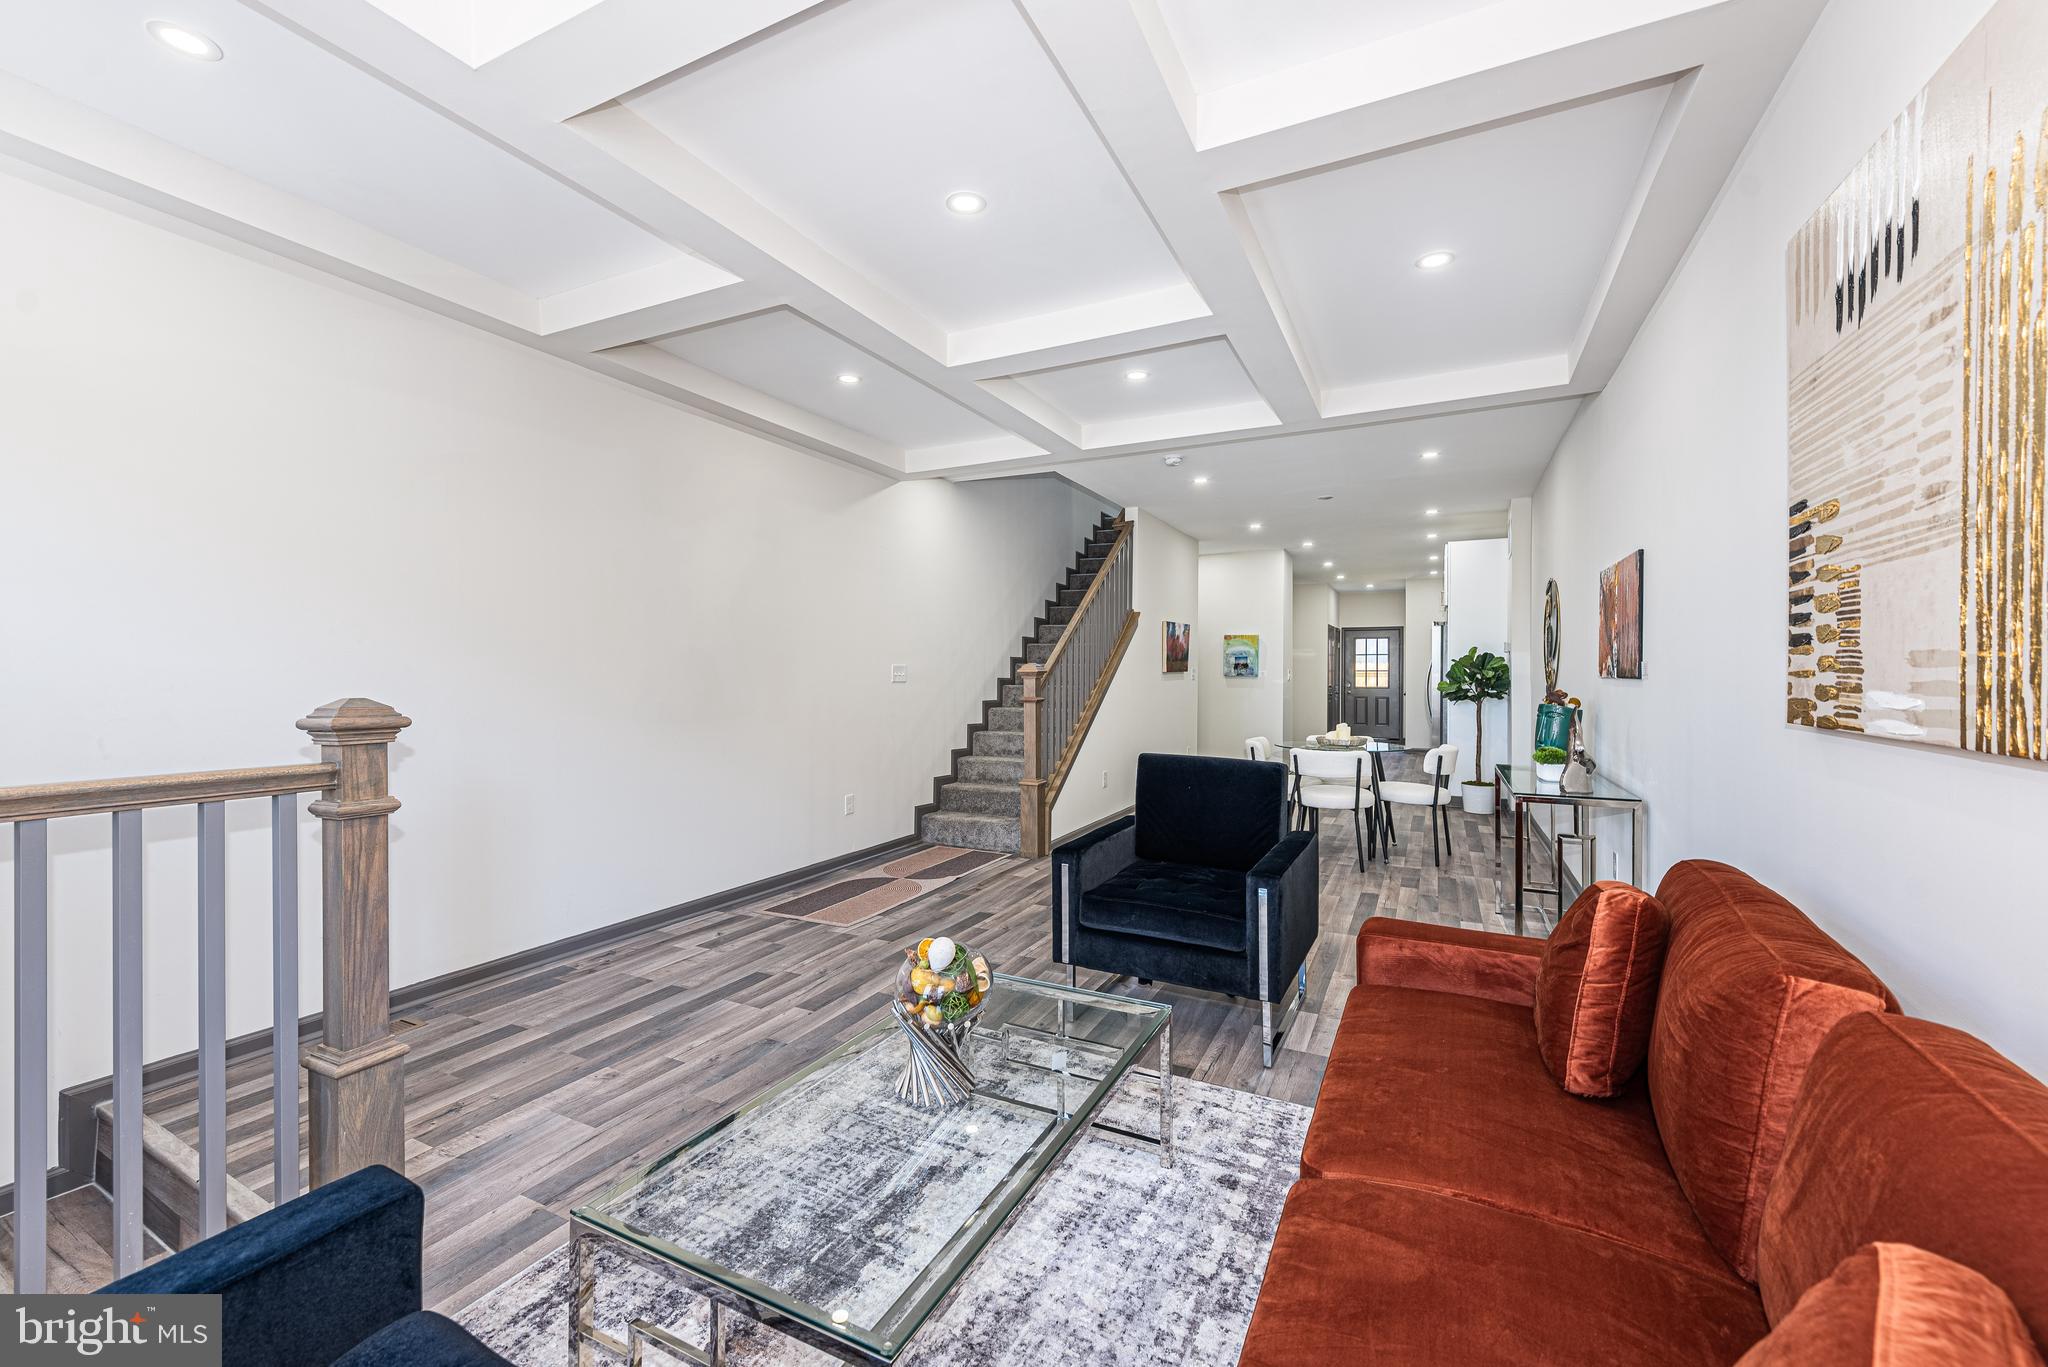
[1341,627,1403,742]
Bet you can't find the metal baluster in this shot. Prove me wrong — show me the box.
[112,810,144,1275]
[196,801,227,1237]
[271,794,300,1204]
[13,820,49,1292]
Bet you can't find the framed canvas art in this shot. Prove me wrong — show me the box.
[1598,551,1643,679]
[1785,0,2048,758]
[1223,634,1260,678]
[1163,620,1190,673]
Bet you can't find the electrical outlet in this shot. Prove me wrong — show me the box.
[843,794,856,816]
[890,664,908,683]
[1100,769,1109,788]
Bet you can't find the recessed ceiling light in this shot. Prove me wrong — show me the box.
[1335,574,1346,581]
[1415,250,1456,270]
[1192,475,1209,486]
[1430,569,1440,576]
[1424,508,1439,516]
[1247,521,1262,531]
[1429,554,1439,562]
[1365,583,1375,590]
[147,20,223,60]
[1301,540,1314,549]
[946,191,987,215]
[836,373,861,386]
[1124,369,1149,382]
[1421,449,1441,460]
[1426,532,1438,540]
[1322,561,1333,569]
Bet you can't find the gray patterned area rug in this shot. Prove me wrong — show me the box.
[454,1074,1309,1366]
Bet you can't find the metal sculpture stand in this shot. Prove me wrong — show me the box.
[891,1002,976,1108]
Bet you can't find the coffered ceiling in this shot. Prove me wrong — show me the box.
[0,0,1826,585]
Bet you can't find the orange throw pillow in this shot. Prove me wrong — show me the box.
[1737,1243,2045,1366]
[1533,880,1669,1097]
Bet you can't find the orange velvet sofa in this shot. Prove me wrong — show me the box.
[1238,859,2048,1365]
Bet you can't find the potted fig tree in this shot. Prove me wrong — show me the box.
[1438,647,1511,815]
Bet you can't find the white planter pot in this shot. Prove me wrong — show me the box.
[1459,782,1495,816]
[1534,762,1566,783]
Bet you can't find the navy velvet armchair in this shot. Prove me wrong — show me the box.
[100,1165,506,1367]
[1051,753,1318,1066]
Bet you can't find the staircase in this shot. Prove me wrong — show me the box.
[919,511,1124,853]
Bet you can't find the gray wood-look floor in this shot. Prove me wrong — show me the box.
[10,753,1559,1301]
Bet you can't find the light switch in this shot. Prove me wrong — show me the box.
[890,664,909,683]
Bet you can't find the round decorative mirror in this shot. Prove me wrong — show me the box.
[1542,578,1561,692]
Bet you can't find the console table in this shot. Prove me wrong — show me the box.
[1492,764,1646,934]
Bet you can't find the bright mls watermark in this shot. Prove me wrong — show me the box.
[5,1296,219,1365]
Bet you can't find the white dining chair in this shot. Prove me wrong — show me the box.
[1375,744,1461,866]
[1289,746,1378,870]
[1245,736,1274,761]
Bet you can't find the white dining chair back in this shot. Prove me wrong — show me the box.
[1246,736,1274,762]
[1423,745,1459,786]
[1290,747,1372,786]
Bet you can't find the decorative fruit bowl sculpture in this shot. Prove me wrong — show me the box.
[890,936,992,1108]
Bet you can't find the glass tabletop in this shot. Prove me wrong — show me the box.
[1494,762,1642,803]
[572,972,1169,1360]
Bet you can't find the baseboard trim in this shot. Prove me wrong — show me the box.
[24,827,928,1217]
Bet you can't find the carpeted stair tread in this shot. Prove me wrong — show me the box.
[958,754,1024,783]
[972,729,1025,757]
[917,810,1023,854]
[1023,641,1054,664]
[937,781,1022,816]
[999,683,1025,706]
[987,705,1024,731]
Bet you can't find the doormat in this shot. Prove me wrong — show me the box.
[759,846,1010,927]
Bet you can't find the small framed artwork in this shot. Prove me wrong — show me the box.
[1162,621,1190,673]
[1223,633,1261,678]
[1598,550,1644,679]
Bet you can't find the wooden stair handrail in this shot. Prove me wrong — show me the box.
[1034,517,1131,679]
[0,763,339,823]
[1043,609,1142,810]
[1017,515,1138,856]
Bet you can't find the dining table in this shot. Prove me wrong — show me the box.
[1283,735,1401,862]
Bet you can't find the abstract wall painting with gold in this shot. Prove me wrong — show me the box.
[1786,0,2047,760]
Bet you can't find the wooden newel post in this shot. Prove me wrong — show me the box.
[295,698,412,1186]
[1017,664,1047,858]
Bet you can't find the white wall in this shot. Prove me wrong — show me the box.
[1507,497,1537,765]
[0,165,1108,1178]
[1444,539,1511,783]
[1287,582,1337,742]
[1404,579,1444,751]
[1336,590,1404,629]
[1196,550,1292,754]
[1531,0,2046,1076]
[1053,509,1199,835]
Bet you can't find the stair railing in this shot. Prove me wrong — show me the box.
[1017,518,1140,857]
[2,698,409,1289]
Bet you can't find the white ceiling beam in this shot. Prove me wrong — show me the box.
[1012,0,1322,425]
[248,0,1088,461]
[945,283,1212,375]
[1191,0,1728,155]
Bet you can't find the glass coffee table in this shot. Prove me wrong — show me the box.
[569,972,1172,1365]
